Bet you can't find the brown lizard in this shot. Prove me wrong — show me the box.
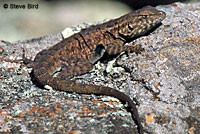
[25,6,166,134]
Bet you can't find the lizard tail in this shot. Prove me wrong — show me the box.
[31,71,143,134]
[47,78,144,134]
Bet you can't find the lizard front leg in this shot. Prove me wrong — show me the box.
[104,43,144,76]
[106,44,144,56]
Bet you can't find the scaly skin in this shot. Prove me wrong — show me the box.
[29,6,166,134]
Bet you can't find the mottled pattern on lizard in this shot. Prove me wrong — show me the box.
[28,6,166,134]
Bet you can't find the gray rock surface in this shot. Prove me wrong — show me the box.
[0,2,199,134]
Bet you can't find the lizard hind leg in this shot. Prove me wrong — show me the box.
[34,59,144,134]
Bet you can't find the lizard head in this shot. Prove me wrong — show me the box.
[118,6,166,40]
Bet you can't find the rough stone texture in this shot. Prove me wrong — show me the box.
[0,2,199,134]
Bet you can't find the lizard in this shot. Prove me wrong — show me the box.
[24,6,166,134]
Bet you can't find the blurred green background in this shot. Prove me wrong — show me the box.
[0,0,197,42]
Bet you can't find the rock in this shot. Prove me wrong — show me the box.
[0,2,199,134]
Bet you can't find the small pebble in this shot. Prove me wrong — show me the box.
[0,47,4,54]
